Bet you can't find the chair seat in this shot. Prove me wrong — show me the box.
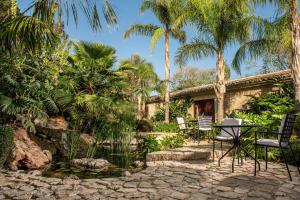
[255,139,288,148]
[199,127,212,131]
[215,135,233,141]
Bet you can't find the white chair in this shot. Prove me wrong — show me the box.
[197,115,213,140]
[176,117,193,134]
[212,118,243,161]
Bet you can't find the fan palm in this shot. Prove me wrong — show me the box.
[124,0,186,123]
[175,0,253,121]
[120,54,158,119]
[0,0,117,52]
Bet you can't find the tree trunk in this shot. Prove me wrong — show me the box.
[164,31,170,123]
[290,0,300,112]
[214,50,226,122]
[137,93,143,120]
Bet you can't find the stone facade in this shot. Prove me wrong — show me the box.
[146,70,292,120]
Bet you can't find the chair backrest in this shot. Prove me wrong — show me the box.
[220,118,243,137]
[198,115,213,129]
[176,117,186,130]
[278,113,297,146]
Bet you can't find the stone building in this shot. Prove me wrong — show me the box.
[145,70,292,121]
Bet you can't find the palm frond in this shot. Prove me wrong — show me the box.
[175,39,216,67]
[150,28,164,53]
[232,39,272,74]
[124,24,159,39]
[170,28,186,44]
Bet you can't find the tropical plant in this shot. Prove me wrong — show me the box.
[0,125,14,168]
[124,0,186,123]
[175,0,254,122]
[56,41,137,147]
[234,0,300,112]
[66,130,80,161]
[0,39,67,132]
[0,0,117,52]
[120,54,158,119]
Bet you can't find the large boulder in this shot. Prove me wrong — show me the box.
[10,128,52,170]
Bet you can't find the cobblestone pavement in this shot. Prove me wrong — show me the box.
[0,158,300,200]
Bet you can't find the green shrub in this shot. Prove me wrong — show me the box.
[152,122,179,133]
[0,125,14,168]
[160,135,185,150]
[138,135,160,156]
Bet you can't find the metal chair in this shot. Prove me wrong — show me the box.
[197,115,213,140]
[254,113,300,181]
[213,118,243,161]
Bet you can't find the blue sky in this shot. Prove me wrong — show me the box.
[18,0,278,80]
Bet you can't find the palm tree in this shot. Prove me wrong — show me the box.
[120,54,158,120]
[124,0,186,123]
[0,0,117,52]
[235,0,300,111]
[175,0,252,122]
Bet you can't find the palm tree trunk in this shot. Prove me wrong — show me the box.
[137,93,143,120]
[164,31,170,123]
[215,50,226,122]
[290,0,300,112]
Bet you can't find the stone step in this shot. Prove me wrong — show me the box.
[146,147,211,162]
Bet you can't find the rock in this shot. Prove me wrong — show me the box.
[71,158,110,169]
[43,150,52,162]
[28,170,42,176]
[133,161,144,168]
[10,128,51,170]
[79,133,96,146]
[47,117,68,130]
[122,171,131,176]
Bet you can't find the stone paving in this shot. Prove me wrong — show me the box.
[1,157,300,200]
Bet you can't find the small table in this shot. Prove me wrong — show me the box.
[213,125,261,173]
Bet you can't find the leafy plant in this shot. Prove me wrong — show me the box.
[137,135,160,156]
[0,125,14,168]
[152,122,179,133]
[160,135,184,150]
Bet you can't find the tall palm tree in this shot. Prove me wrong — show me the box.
[175,0,252,121]
[236,0,300,111]
[120,54,158,120]
[0,0,117,52]
[124,0,186,123]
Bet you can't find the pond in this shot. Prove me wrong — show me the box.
[43,145,144,179]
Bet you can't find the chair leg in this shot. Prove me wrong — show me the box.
[232,147,237,173]
[280,147,292,181]
[213,140,215,161]
[254,144,257,176]
[265,146,268,170]
[221,141,223,156]
[289,145,300,174]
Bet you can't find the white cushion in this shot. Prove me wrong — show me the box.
[199,127,212,131]
[256,139,288,148]
[220,118,243,137]
[215,135,234,141]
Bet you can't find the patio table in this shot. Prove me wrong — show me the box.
[213,125,261,173]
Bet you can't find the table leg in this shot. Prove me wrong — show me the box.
[218,145,235,167]
[240,145,261,171]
